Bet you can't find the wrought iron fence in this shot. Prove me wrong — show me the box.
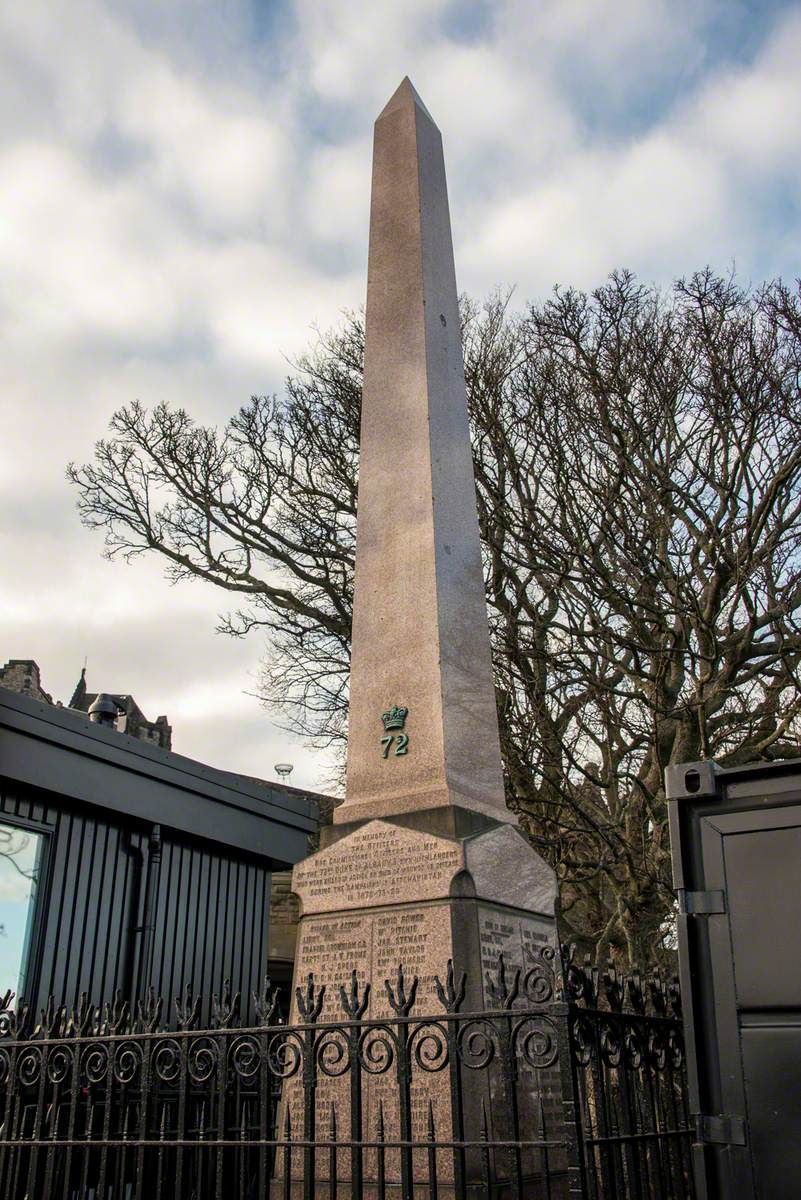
[0,949,693,1200]
[564,950,695,1200]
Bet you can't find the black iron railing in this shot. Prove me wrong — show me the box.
[564,950,694,1200]
[0,950,693,1199]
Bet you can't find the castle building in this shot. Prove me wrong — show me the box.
[0,660,54,705]
[68,667,172,749]
[0,659,171,749]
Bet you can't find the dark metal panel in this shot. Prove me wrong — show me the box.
[197,851,220,1007]
[37,809,69,1003]
[230,856,246,999]
[191,845,211,996]
[696,814,752,1199]
[668,759,801,1200]
[153,831,173,1000]
[253,866,265,989]
[0,688,318,860]
[0,774,275,1027]
[211,856,231,1001]
[240,861,262,1022]
[67,817,101,1002]
[239,859,257,1008]
[179,842,199,999]
[174,840,195,999]
[136,831,272,1027]
[187,842,209,999]
[181,841,201,998]
[219,857,236,991]
[724,822,801,1007]
[257,869,270,988]
[155,838,182,1010]
[53,810,87,1002]
[86,820,111,995]
[740,1018,801,1198]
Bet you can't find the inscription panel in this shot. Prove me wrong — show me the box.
[293,820,464,914]
[280,902,455,1184]
[368,904,453,1182]
[282,913,372,1156]
[295,914,373,1018]
[478,906,554,984]
[478,905,562,1177]
[278,824,558,1189]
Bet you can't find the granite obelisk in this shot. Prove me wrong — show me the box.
[281,80,557,1194]
[340,78,510,829]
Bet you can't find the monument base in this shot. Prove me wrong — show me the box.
[271,1176,569,1199]
[290,813,557,1011]
[278,815,559,1194]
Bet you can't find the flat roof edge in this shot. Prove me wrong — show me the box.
[0,686,323,835]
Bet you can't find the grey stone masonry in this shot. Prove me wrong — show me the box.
[0,660,53,704]
[0,660,172,750]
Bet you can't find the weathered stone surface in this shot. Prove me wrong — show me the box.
[279,79,559,1194]
[464,823,557,913]
[290,823,556,1013]
[339,78,510,827]
[294,820,464,913]
[283,820,558,1188]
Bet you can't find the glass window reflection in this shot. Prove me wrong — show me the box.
[0,822,44,998]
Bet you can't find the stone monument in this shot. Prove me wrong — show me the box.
[281,78,558,1194]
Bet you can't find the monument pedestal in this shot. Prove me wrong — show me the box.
[295,815,556,1010]
[277,814,558,1195]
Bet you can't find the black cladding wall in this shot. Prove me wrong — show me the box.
[0,778,271,1027]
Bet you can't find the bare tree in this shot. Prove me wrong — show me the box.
[0,827,37,882]
[69,271,801,965]
[70,315,363,751]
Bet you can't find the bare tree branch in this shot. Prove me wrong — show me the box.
[69,274,801,966]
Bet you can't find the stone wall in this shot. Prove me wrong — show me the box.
[267,792,339,976]
[0,660,171,749]
[0,660,53,704]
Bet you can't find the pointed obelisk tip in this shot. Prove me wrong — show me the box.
[377,77,437,125]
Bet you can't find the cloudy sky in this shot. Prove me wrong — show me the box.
[2,0,800,792]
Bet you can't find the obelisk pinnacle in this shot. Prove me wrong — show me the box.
[338,79,512,826]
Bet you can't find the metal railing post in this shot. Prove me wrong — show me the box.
[555,998,588,1199]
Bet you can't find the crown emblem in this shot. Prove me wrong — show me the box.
[381,705,408,731]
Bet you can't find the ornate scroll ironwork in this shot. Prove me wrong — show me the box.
[0,949,693,1199]
[563,944,694,1200]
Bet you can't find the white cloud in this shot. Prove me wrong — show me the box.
[468,131,729,289]
[304,137,371,247]
[1,0,800,793]
[690,12,801,178]
[1,142,183,343]
[457,3,801,293]
[292,0,448,107]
